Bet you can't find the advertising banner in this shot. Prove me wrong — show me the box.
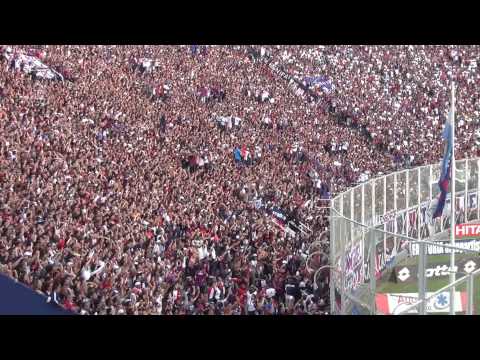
[455,223,480,239]
[393,257,479,283]
[376,291,467,315]
[410,239,480,256]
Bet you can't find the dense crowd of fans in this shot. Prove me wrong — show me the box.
[0,45,479,315]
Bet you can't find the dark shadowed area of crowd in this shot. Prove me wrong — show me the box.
[0,45,479,315]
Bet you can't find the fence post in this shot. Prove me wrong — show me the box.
[467,273,474,315]
[406,171,410,236]
[339,195,346,315]
[362,184,365,227]
[417,168,426,315]
[351,190,354,247]
[394,172,398,254]
[369,229,376,314]
[383,177,387,261]
[372,181,376,226]
[428,165,433,201]
[418,240,426,315]
[478,159,480,221]
[465,160,469,222]
[329,199,336,315]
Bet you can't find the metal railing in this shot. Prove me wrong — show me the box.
[329,157,480,315]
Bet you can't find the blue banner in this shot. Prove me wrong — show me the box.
[433,116,453,219]
[0,274,73,315]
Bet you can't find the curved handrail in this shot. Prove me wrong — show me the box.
[331,157,480,223]
[329,206,478,254]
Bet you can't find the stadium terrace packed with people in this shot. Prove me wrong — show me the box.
[0,45,479,315]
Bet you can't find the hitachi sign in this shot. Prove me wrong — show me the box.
[455,224,480,238]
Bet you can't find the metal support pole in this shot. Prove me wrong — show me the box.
[393,172,398,253]
[394,172,398,213]
[329,261,336,314]
[465,160,469,222]
[394,172,397,238]
[339,195,346,315]
[429,165,433,201]
[406,171,410,236]
[418,168,421,238]
[370,180,376,315]
[418,239,427,315]
[450,82,456,315]
[361,184,365,227]
[372,181,376,226]
[383,177,387,260]
[369,229,376,314]
[478,159,480,222]
[361,184,366,289]
[417,167,426,315]
[350,190,354,246]
[466,273,474,315]
[329,199,336,315]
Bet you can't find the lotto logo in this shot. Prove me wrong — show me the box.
[397,267,410,282]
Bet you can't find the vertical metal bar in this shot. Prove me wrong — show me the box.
[339,194,345,315]
[450,82,456,316]
[372,180,376,225]
[418,165,426,315]
[465,160,469,222]
[351,190,354,246]
[406,170,410,236]
[369,228,376,314]
[478,159,480,222]
[362,184,365,226]
[394,172,398,252]
[418,240,426,315]
[361,183,366,294]
[467,274,474,316]
[383,176,387,260]
[369,180,376,315]
[329,199,336,314]
[418,168,421,238]
[429,164,433,201]
[394,172,398,213]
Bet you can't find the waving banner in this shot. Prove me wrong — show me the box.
[3,47,63,81]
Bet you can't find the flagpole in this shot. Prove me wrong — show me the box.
[449,81,456,315]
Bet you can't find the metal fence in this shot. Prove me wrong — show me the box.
[329,158,480,315]
[394,267,480,315]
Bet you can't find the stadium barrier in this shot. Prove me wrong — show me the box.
[329,158,480,314]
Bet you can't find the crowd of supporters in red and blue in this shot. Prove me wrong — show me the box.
[0,45,479,314]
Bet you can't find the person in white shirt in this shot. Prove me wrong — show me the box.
[246,287,257,315]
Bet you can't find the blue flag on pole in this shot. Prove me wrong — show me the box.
[440,120,453,181]
[433,115,453,219]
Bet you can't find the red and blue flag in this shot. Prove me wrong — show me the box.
[433,115,453,218]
